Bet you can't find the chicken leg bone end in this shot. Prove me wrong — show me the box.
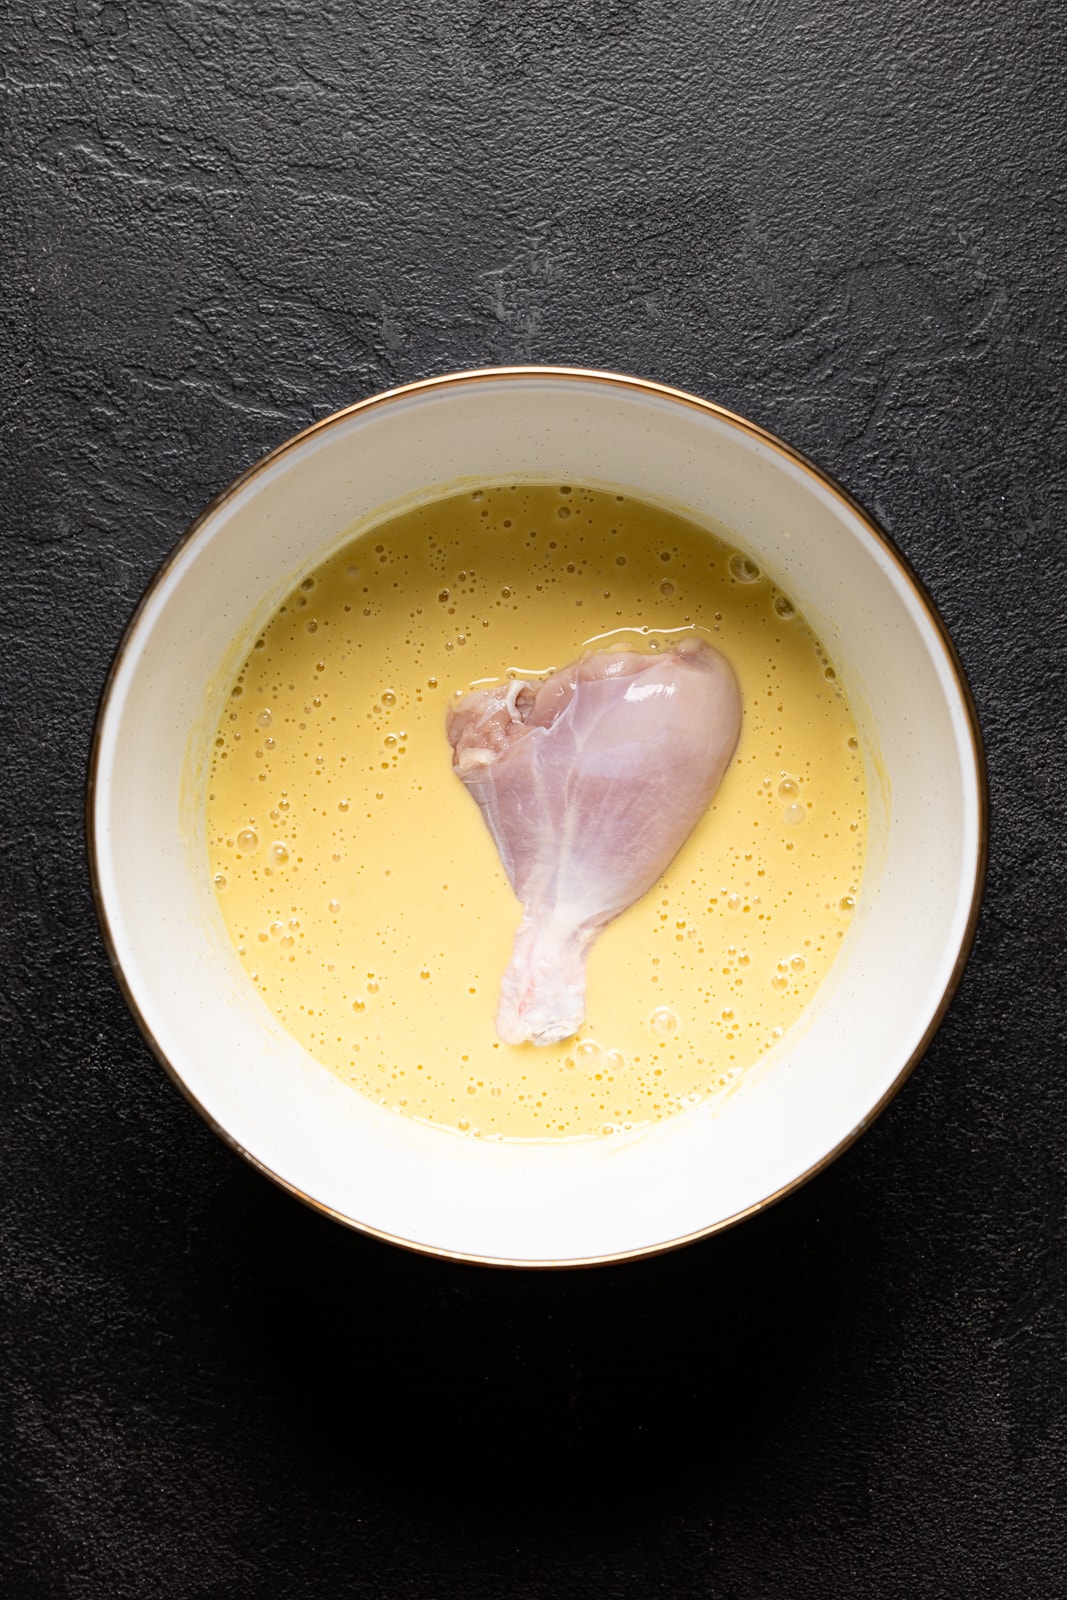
[495,916,590,1047]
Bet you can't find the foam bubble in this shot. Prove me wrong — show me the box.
[650,1007,679,1038]
[729,554,761,583]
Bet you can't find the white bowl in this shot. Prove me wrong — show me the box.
[88,367,987,1267]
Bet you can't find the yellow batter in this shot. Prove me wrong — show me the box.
[206,484,866,1139]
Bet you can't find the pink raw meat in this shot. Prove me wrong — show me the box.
[446,637,742,1045]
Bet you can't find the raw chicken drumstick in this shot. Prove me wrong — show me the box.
[446,637,742,1046]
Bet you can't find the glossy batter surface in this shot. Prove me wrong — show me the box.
[206,484,866,1139]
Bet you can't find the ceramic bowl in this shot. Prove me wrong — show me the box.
[88,367,986,1266]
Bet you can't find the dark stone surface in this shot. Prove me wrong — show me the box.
[2,1,1065,1594]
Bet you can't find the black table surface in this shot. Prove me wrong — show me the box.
[4,3,1065,1595]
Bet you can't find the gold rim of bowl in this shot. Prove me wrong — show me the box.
[85,365,990,1270]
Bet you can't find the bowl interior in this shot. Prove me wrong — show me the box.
[90,371,983,1264]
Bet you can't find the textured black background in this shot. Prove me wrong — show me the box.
[3,2,1066,1595]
